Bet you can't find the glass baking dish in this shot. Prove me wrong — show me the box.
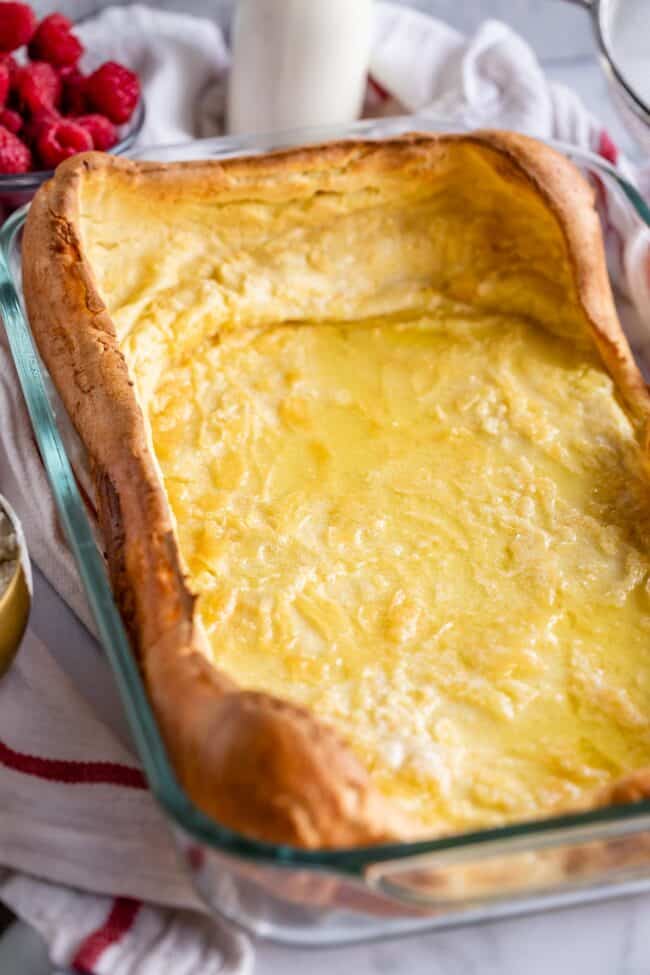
[3,116,650,946]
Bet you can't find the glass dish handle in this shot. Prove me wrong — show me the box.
[363,814,650,910]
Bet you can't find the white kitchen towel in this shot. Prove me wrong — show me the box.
[77,4,230,146]
[0,631,252,974]
[1,3,650,973]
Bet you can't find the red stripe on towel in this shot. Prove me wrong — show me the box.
[72,897,141,973]
[597,129,619,164]
[0,739,146,788]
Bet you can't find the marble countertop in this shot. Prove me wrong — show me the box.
[2,2,649,973]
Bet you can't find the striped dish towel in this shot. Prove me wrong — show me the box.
[0,631,252,975]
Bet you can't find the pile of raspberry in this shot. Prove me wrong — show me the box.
[0,2,140,174]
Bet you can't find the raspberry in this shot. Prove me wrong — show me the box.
[85,62,139,125]
[22,106,59,146]
[0,60,9,110]
[1,54,18,94]
[0,125,31,173]
[59,65,87,115]
[58,64,77,80]
[36,117,92,168]
[0,108,22,134]
[2,53,17,77]
[15,61,61,114]
[0,3,37,54]
[74,113,116,151]
[28,13,84,68]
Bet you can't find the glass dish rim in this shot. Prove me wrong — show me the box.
[3,115,650,876]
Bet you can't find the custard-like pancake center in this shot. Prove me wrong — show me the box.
[148,316,650,832]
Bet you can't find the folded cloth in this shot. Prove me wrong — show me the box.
[1,3,649,972]
[0,632,252,974]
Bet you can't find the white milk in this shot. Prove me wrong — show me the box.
[227,0,373,135]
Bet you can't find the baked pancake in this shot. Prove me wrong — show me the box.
[23,132,650,847]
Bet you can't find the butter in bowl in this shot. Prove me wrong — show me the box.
[0,495,31,676]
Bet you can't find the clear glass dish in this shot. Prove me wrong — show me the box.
[3,116,650,946]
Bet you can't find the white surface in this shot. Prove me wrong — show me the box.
[2,1,650,973]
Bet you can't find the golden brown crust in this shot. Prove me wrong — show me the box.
[22,131,650,849]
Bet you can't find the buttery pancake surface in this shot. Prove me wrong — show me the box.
[147,314,650,832]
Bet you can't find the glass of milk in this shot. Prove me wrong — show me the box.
[227,0,374,135]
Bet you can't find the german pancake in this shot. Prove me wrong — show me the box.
[23,132,650,848]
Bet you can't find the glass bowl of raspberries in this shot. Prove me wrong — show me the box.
[0,2,144,215]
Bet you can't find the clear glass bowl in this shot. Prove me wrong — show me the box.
[0,3,146,218]
[0,98,145,220]
[3,116,650,946]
